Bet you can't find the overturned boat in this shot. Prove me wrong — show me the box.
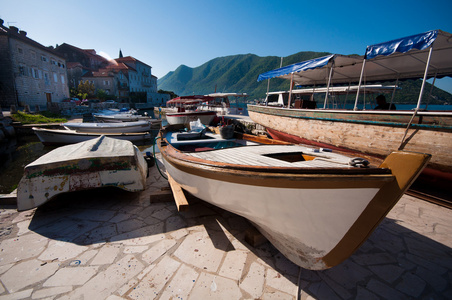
[17,136,148,211]
[158,125,430,270]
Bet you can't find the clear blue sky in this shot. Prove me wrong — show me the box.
[2,0,452,92]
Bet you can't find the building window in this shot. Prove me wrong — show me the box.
[44,72,50,85]
[18,47,23,54]
[41,56,48,62]
[54,73,58,82]
[19,66,25,76]
[103,80,110,86]
[61,75,65,84]
[32,68,39,79]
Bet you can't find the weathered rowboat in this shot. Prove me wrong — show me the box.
[248,30,452,187]
[62,120,156,133]
[158,125,430,270]
[17,135,148,211]
[32,127,151,146]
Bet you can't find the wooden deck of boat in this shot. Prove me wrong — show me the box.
[187,144,355,168]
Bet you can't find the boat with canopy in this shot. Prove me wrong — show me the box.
[165,95,217,126]
[247,29,452,188]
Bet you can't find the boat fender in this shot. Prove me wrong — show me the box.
[349,157,370,168]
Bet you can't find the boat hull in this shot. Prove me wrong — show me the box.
[17,136,147,211]
[248,105,452,184]
[165,111,216,125]
[63,121,153,133]
[33,127,151,146]
[159,132,430,269]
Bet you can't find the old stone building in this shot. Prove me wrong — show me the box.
[55,43,110,90]
[0,19,69,108]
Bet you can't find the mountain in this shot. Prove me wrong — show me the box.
[158,52,330,100]
[157,52,452,104]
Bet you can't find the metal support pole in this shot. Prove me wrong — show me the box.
[354,59,367,111]
[416,47,433,110]
[288,73,294,109]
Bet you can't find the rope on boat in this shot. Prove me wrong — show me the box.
[153,136,168,180]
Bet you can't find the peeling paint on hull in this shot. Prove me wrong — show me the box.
[17,136,147,211]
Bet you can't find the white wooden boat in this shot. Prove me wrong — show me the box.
[93,113,159,123]
[17,136,148,211]
[158,125,430,270]
[248,30,452,188]
[33,127,151,146]
[62,120,155,133]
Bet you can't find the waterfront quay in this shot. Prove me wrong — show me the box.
[0,153,451,299]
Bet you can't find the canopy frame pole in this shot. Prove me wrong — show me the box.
[288,73,294,109]
[389,78,399,108]
[416,47,433,110]
[425,72,437,110]
[354,59,367,111]
[323,63,334,109]
[265,79,270,106]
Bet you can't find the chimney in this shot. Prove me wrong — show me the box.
[19,30,27,36]
[9,26,19,33]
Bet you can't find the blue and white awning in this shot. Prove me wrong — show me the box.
[257,30,452,86]
[365,30,438,59]
[257,55,335,82]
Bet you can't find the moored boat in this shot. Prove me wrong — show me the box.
[158,125,430,270]
[32,127,151,146]
[165,95,217,126]
[248,30,452,188]
[17,135,148,211]
[62,120,159,133]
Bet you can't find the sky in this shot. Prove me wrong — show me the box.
[2,0,452,92]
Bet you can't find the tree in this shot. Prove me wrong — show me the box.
[97,89,108,101]
[158,89,178,99]
[77,80,95,99]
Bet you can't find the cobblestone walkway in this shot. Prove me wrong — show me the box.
[0,156,451,299]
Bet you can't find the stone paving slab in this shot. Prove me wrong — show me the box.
[0,155,451,299]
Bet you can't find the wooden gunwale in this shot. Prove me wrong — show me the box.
[159,139,394,190]
[248,105,452,129]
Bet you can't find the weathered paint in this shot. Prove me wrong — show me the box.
[17,137,148,211]
[247,108,452,175]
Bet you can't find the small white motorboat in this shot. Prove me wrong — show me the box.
[17,135,148,211]
[32,127,151,146]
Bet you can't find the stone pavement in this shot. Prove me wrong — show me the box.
[0,155,451,299]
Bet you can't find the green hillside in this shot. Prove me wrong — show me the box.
[157,52,452,104]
